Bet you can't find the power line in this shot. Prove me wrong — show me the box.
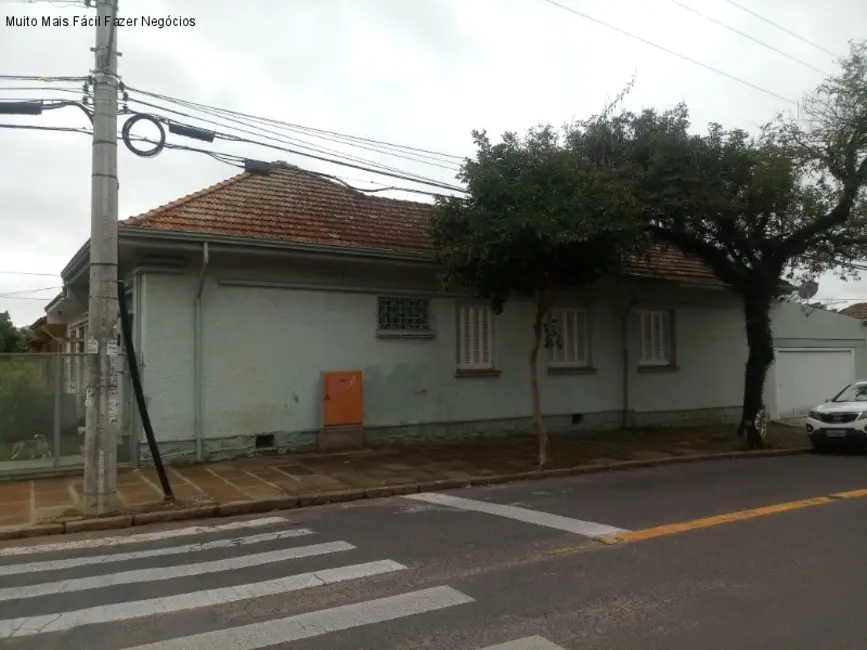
[0,270,60,277]
[540,0,798,106]
[125,102,461,188]
[125,95,462,173]
[724,0,840,59]
[667,0,831,76]
[0,121,457,198]
[0,295,59,301]
[157,138,458,197]
[124,85,465,162]
[0,0,85,6]
[0,123,91,135]
[0,286,61,297]
[117,112,466,192]
[0,86,82,94]
[0,74,87,81]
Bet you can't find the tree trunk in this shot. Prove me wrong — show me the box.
[738,293,776,450]
[531,298,551,467]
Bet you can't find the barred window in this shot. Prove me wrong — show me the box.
[377,296,431,332]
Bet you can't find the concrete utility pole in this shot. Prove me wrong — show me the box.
[83,0,120,515]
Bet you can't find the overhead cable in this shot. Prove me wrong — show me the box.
[724,0,841,59]
[540,0,798,105]
[125,95,461,172]
[124,85,464,162]
[668,0,831,76]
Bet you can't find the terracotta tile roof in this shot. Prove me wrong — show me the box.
[121,163,432,254]
[841,302,867,319]
[625,242,721,285]
[120,162,719,284]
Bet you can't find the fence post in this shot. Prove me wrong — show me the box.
[53,353,62,471]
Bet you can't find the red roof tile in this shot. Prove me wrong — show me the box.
[841,302,867,319]
[120,163,719,284]
[121,163,432,254]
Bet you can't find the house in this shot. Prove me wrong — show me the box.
[26,316,67,353]
[44,162,867,465]
[841,303,867,321]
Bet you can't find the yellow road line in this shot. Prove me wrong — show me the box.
[593,493,861,545]
[830,488,867,500]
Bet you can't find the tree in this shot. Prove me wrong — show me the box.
[0,311,27,353]
[585,41,867,448]
[430,123,641,466]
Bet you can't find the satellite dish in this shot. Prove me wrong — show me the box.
[797,280,819,300]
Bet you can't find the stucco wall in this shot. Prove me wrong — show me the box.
[765,301,867,416]
[137,258,752,461]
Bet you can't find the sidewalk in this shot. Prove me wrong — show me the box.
[0,424,808,538]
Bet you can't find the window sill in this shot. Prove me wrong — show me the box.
[637,364,679,373]
[376,329,435,339]
[455,368,501,378]
[547,366,598,376]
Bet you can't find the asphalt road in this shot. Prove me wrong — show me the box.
[2,453,867,649]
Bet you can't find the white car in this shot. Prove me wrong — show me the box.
[806,379,867,451]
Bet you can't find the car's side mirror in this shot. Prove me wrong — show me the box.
[825,397,832,402]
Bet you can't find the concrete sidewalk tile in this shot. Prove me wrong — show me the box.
[0,423,811,540]
[0,509,30,527]
[0,484,31,503]
[301,475,351,492]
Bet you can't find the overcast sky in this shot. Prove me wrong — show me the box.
[0,0,864,325]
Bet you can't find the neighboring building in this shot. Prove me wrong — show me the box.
[841,302,867,321]
[25,316,67,353]
[43,162,867,465]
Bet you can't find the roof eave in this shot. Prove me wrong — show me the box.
[118,227,437,263]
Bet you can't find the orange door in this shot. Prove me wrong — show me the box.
[322,370,363,427]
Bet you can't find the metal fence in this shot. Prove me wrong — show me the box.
[0,352,134,477]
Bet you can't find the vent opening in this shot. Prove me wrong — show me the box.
[255,433,276,449]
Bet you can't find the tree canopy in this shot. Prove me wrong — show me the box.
[577,40,867,446]
[432,41,867,452]
[430,121,643,465]
[0,311,27,353]
[431,125,641,313]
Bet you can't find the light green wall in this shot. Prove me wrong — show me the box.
[137,257,758,456]
[765,302,867,416]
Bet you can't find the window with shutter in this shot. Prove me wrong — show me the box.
[549,307,590,367]
[638,310,674,366]
[456,304,494,370]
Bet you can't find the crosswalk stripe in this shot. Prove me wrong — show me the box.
[0,516,290,557]
[0,540,355,602]
[116,586,475,649]
[0,559,407,638]
[477,636,567,650]
[406,493,627,538]
[0,528,315,577]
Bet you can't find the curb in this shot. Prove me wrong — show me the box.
[0,446,810,541]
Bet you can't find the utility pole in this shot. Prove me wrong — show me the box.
[83,0,120,515]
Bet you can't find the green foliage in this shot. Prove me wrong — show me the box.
[0,311,27,353]
[430,123,642,314]
[576,40,867,294]
[570,41,867,447]
[0,357,53,444]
